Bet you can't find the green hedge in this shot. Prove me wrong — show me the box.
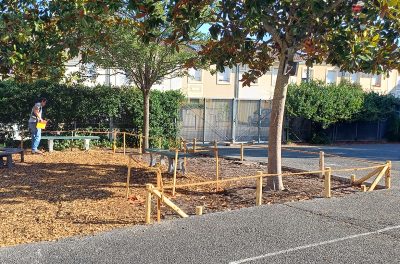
[286,80,400,142]
[0,80,185,144]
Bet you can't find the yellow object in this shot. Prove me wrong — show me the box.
[36,121,47,129]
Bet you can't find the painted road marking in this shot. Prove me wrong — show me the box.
[229,224,400,264]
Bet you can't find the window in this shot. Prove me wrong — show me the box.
[189,68,202,82]
[271,67,279,86]
[301,67,314,82]
[217,67,231,84]
[372,74,382,87]
[350,73,359,84]
[340,72,360,84]
[326,70,338,84]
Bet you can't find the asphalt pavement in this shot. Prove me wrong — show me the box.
[216,143,400,187]
[1,189,400,264]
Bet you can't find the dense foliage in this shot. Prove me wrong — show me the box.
[286,81,365,128]
[0,81,185,142]
[286,81,400,127]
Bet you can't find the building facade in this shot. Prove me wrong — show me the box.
[65,58,400,99]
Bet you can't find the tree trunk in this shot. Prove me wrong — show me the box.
[142,89,150,153]
[267,51,293,190]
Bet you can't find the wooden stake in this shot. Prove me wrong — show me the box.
[172,149,179,196]
[361,185,367,192]
[324,167,332,198]
[368,165,388,192]
[213,140,217,150]
[145,184,153,224]
[195,206,203,216]
[183,142,187,170]
[385,161,391,189]
[350,174,356,185]
[193,138,197,153]
[319,151,325,178]
[126,155,132,198]
[256,171,263,206]
[156,168,162,222]
[123,132,126,155]
[215,149,219,192]
[158,137,162,149]
[139,133,143,154]
[240,143,244,161]
[113,130,117,153]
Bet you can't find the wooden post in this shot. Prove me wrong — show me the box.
[361,185,367,192]
[256,171,263,206]
[385,160,391,189]
[158,137,162,149]
[350,174,356,185]
[126,155,132,198]
[215,149,220,192]
[123,132,126,155]
[195,206,203,216]
[324,167,332,198]
[240,143,244,161]
[113,130,117,153]
[139,133,143,154]
[183,141,187,170]
[319,151,325,178]
[172,149,179,196]
[193,138,197,153]
[145,184,153,224]
[213,140,217,150]
[156,168,162,222]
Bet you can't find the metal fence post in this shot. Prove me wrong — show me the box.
[258,100,262,143]
[231,99,237,143]
[203,98,206,144]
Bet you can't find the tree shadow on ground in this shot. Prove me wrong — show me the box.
[0,161,157,204]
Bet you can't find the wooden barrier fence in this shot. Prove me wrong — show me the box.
[142,161,391,224]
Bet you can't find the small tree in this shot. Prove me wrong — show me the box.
[84,24,197,151]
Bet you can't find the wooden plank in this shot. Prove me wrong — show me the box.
[145,184,153,224]
[172,149,179,196]
[195,206,203,216]
[324,167,332,198]
[368,165,388,192]
[353,167,381,185]
[385,161,391,189]
[151,189,189,218]
[256,171,263,206]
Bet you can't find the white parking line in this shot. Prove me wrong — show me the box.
[229,224,400,264]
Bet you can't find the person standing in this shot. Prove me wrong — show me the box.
[28,98,47,154]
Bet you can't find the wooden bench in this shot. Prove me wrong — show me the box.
[146,148,192,175]
[0,148,24,168]
[41,136,100,152]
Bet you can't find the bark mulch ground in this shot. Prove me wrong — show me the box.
[0,150,360,247]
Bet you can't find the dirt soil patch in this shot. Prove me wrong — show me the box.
[1,150,359,247]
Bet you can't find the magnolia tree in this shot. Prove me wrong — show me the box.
[129,0,400,190]
[0,0,120,82]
